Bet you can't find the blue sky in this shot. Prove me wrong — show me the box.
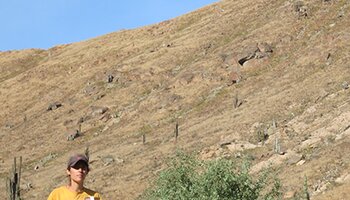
[0,0,218,51]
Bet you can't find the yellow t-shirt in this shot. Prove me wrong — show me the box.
[47,186,102,200]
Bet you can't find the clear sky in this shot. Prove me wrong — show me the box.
[0,0,218,51]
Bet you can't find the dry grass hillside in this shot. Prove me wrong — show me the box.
[1,0,350,199]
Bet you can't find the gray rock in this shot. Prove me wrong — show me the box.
[238,42,273,65]
[286,154,303,165]
[94,93,105,101]
[5,124,14,129]
[67,130,80,141]
[101,155,115,166]
[342,81,349,90]
[47,102,62,111]
[91,106,109,116]
[107,74,114,83]
[36,153,58,168]
[293,1,305,12]
[63,119,73,126]
[77,117,84,124]
[293,1,308,18]
[24,182,33,191]
[83,85,98,96]
[257,42,273,53]
[237,44,259,65]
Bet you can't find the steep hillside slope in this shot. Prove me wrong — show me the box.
[1,0,350,199]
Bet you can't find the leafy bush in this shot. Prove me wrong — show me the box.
[142,151,282,200]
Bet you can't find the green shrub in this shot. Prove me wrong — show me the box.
[142,151,282,200]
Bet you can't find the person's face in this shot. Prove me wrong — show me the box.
[67,161,89,184]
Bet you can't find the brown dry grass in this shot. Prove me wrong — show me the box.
[1,0,350,199]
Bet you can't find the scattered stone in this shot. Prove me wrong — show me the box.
[101,156,115,166]
[238,47,258,65]
[94,93,105,101]
[162,43,173,48]
[77,117,84,124]
[335,173,350,184]
[279,35,293,44]
[200,146,220,160]
[107,74,114,83]
[100,155,124,166]
[272,119,277,129]
[257,42,273,53]
[228,70,242,85]
[313,180,331,195]
[250,153,288,174]
[286,154,303,165]
[24,182,33,191]
[67,130,80,141]
[5,123,14,129]
[283,191,296,199]
[338,10,345,18]
[168,94,183,102]
[256,128,269,144]
[63,119,73,126]
[325,52,332,65]
[47,102,62,111]
[83,85,98,96]
[91,106,109,117]
[179,73,195,85]
[234,152,242,158]
[298,6,308,18]
[219,140,233,147]
[35,153,57,168]
[115,158,124,164]
[293,1,304,12]
[219,135,238,147]
[254,51,268,59]
[294,1,308,18]
[225,141,257,152]
[99,112,111,122]
[238,43,273,66]
[296,159,306,166]
[233,94,243,108]
[341,81,349,90]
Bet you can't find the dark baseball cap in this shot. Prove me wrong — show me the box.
[67,154,89,169]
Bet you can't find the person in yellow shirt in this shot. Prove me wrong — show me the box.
[47,154,102,200]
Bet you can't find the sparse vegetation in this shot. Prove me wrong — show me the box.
[2,0,350,199]
[140,124,153,136]
[6,157,22,200]
[142,151,282,200]
[291,176,311,200]
[256,127,269,145]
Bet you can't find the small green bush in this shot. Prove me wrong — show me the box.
[142,151,282,200]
